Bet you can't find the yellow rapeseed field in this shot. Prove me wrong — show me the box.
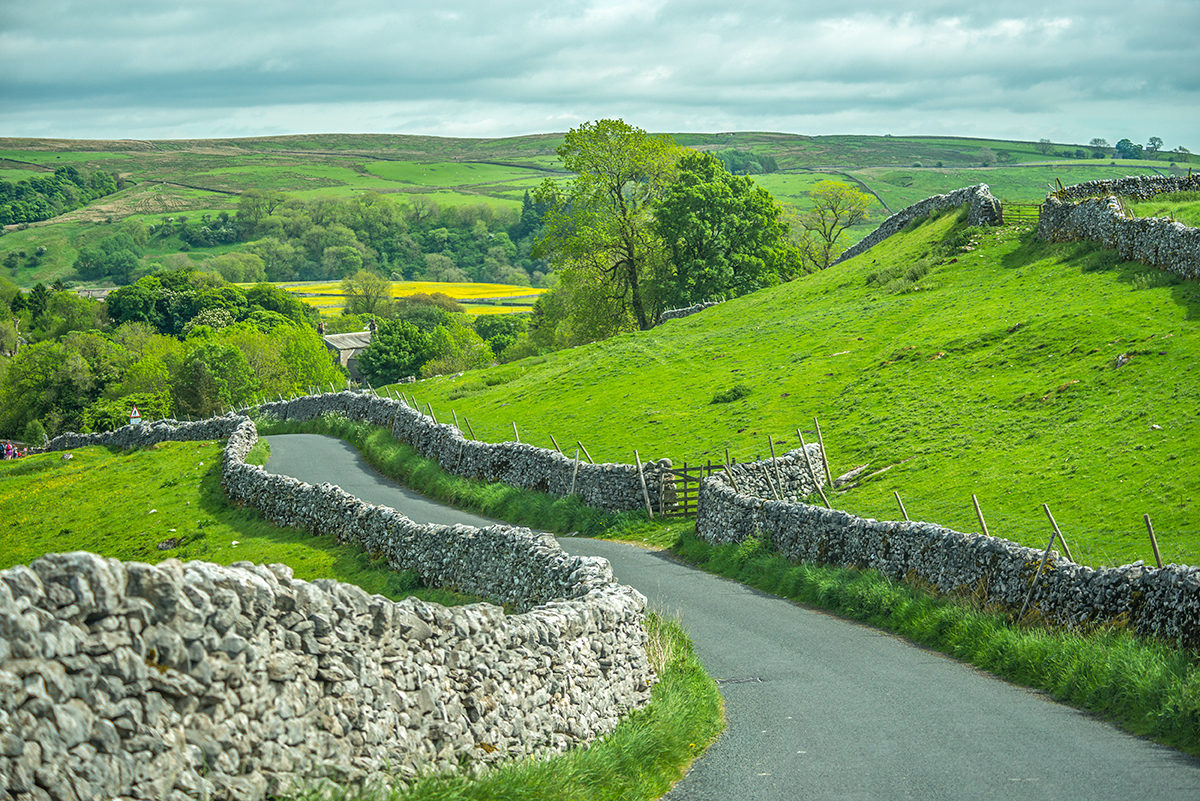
[275,280,543,316]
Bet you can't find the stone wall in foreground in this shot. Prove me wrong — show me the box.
[4,416,655,801]
[834,184,1004,266]
[696,470,1199,648]
[1037,174,1200,280]
[254,391,678,515]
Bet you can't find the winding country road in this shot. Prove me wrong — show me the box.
[266,434,1200,801]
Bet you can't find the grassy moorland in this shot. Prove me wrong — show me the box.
[397,210,1199,569]
[2,132,1189,286]
[0,439,471,606]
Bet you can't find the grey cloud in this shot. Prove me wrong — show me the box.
[0,1,1195,147]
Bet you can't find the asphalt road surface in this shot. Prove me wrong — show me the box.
[266,434,1200,801]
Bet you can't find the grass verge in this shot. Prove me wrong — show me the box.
[254,413,690,548]
[673,530,1200,757]
[287,613,723,801]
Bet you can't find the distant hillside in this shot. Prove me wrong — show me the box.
[398,210,1199,568]
[0,131,1190,286]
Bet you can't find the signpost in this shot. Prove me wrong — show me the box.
[130,405,142,426]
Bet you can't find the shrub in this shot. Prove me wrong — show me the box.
[710,384,751,404]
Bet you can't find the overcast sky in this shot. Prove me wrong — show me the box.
[1,1,1196,148]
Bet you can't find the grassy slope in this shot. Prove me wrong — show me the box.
[3,132,1189,286]
[1131,192,1200,228]
[400,211,1199,568]
[0,440,471,606]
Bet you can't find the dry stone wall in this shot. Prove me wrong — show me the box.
[1037,174,1200,279]
[696,468,1199,648]
[719,446,827,501]
[657,300,723,325]
[255,391,678,514]
[4,415,656,801]
[834,184,1004,265]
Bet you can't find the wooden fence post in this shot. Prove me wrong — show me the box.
[1042,504,1074,563]
[570,449,580,496]
[634,450,654,519]
[814,416,832,486]
[768,435,787,499]
[722,463,743,494]
[549,433,563,454]
[577,441,595,464]
[1144,514,1163,568]
[1019,529,1059,621]
[451,410,461,434]
[759,462,781,501]
[464,417,478,440]
[512,421,520,443]
[893,491,909,521]
[972,494,990,537]
[796,429,831,508]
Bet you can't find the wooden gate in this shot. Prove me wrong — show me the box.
[661,462,722,518]
[1002,203,1041,226]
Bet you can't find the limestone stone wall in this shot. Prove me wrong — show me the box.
[254,391,678,515]
[834,184,1004,265]
[657,300,722,325]
[1037,174,1200,279]
[5,416,655,800]
[718,446,826,501]
[696,470,1199,647]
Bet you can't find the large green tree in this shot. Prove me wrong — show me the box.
[356,319,435,384]
[797,181,874,270]
[535,119,679,331]
[171,339,257,419]
[341,269,392,316]
[653,151,800,308]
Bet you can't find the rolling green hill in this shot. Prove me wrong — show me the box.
[1,132,1190,286]
[395,210,1199,568]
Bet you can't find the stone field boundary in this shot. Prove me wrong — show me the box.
[1037,174,1200,279]
[695,452,1199,648]
[255,392,679,515]
[1,413,655,801]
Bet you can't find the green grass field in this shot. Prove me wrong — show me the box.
[396,210,1199,569]
[0,440,473,606]
[849,162,1180,211]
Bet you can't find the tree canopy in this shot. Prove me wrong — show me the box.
[653,151,800,309]
[535,119,680,332]
[356,320,435,384]
[520,119,808,352]
[796,181,874,270]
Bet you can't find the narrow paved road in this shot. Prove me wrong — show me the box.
[266,434,1200,801]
